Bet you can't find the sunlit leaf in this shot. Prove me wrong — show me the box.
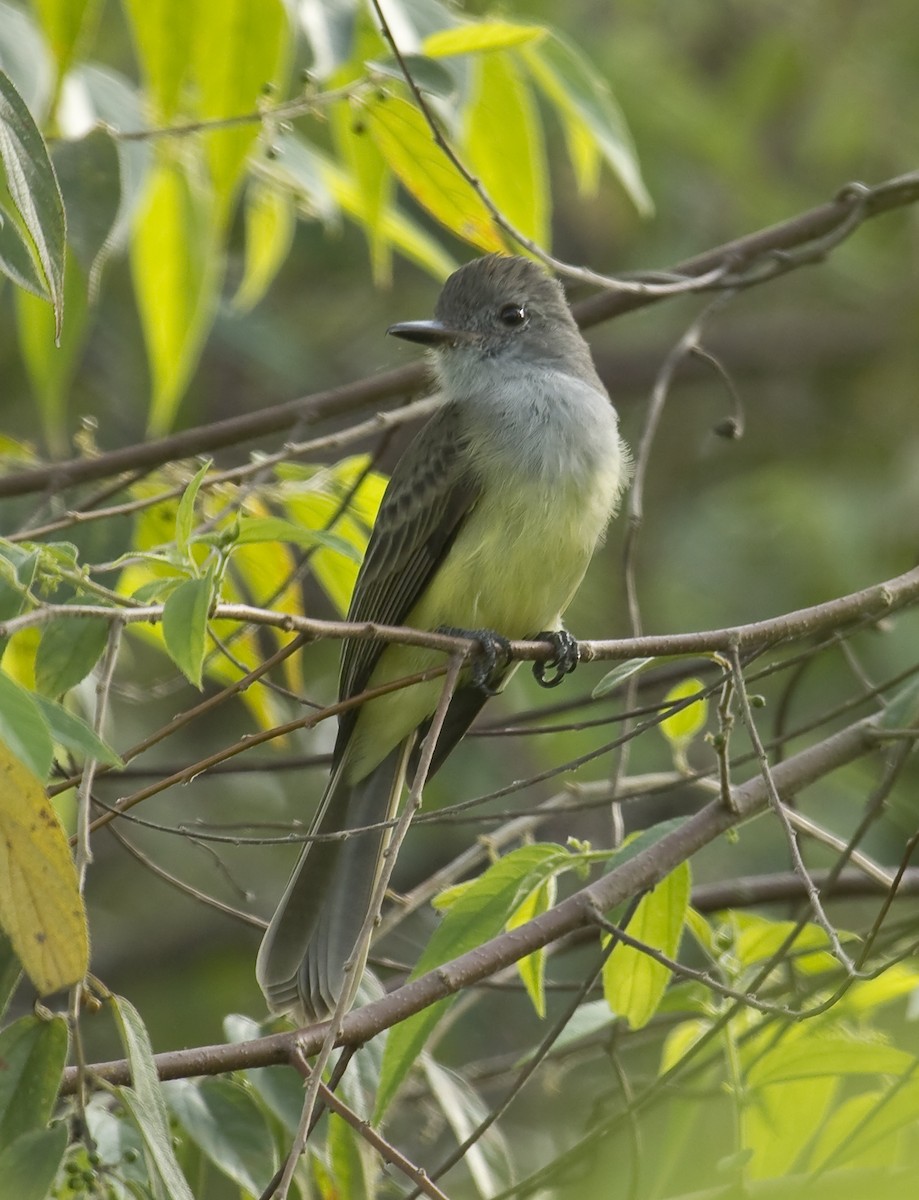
[604,860,690,1030]
[233,177,295,311]
[120,0,196,121]
[364,92,505,252]
[508,874,555,1017]
[130,153,220,433]
[463,50,547,247]
[0,68,66,334]
[376,843,577,1119]
[0,744,88,994]
[809,1082,919,1172]
[746,1034,913,1087]
[31,0,99,80]
[194,0,290,224]
[745,1075,837,1179]
[423,20,545,57]
[659,677,708,770]
[332,96,393,282]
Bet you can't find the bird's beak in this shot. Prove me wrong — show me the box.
[387,319,476,346]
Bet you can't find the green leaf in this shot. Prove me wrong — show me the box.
[0,199,48,298]
[175,459,212,555]
[162,573,213,688]
[368,53,457,98]
[0,1015,68,1145]
[0,743,89,993]
[364,92,506,253]
[52,127,122,291]
[231,515,361,559]
[746,1034,914,1087]
[592,657,656,699]
[0,669,53,778]
[423,1058,512,1196]
[0,1123,68,1200]
[166,1078,278,1194]
[376,843,576,1119]
[523,31,653,215]
[463,50,547,247]
[745,1075,837,1179]
[130,153,220,434]
[34,612,109,696]
[809,1082,919,1171]
[111,993,195,1200]
[878,675,919,730]
[225,1013,304,1133]
[120,0,196,121]
[0,68,66,334]
[603,860,690,1030]
[31,0,98,79]
[423,20,546,57]
[659,677,708,770]
[332,96,394,283]
[194,0,290,224]
[507,874,555,1018]
[33,694,123,767]
[233,176,295,311]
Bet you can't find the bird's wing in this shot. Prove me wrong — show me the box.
[335,401,481,751]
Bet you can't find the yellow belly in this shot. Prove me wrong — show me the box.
[343,464,621,784]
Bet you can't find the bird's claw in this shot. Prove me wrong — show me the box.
[533,630,580,688]
[438,626,512,694]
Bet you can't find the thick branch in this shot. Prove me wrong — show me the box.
[3,173,918,500]
[60,712,884,1094]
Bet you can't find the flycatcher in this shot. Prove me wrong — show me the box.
[257,255,629,1023]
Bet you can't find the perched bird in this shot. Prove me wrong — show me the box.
[257,254,629,1023]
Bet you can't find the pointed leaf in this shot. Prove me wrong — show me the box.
[166,1078,278,1194]
[162,573,213,688]
[233,177,295,311]
[34,611,109,696]
[0,668,53,778]
[0,743,88,994]
[120,0,197,121]
[52,126,122,289]
[423,1058,512,1197]
[0,1015,68,1143]
[424,20,545,57]
[604,860,690,1029]
[332,97,393,282]
[463,50,547,246]
[507,874,555,1018]
[592,657,656,699]
[33,694,123,767]
[31,0,99,79]
[195,0,290,223]
[0,1123,68,1200]
[364,92,505,252]
[0,68,66,332]
[523,32,652,215]
[130,154,220,433]
[111,993,196,1200]
[174,459,211,555]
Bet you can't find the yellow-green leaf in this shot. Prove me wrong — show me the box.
[14,258,88,457]
[162,573,213,688]
[120,0,197,121]
[233,178,295,312]
[604,860,690,1030]
[130,154,220,433]
[659,677,707,769]
[508,874,556,1018]
[332,97,393,282]
[364,92,505,253]
[0,743,88,994]
[463,51,547,247]
[31,0,99,80]
[194,0,290,224]
[423,21,546,58]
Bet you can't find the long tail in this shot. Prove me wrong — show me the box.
[256,740,411,1024]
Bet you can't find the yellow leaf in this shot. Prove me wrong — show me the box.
[0,742,88,994]
[659,677,708,765]
[233,178,296,312]
[364,93,505,253]
[423,21,545,58]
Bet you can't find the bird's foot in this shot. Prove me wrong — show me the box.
[532,630,580,688]
[437,626,512,694]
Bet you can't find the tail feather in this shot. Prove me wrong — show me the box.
[256,741,411,1024]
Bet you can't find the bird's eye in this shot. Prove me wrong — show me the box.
[498,303,528,327]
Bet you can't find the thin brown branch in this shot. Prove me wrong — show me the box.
[60,708,884,1095]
